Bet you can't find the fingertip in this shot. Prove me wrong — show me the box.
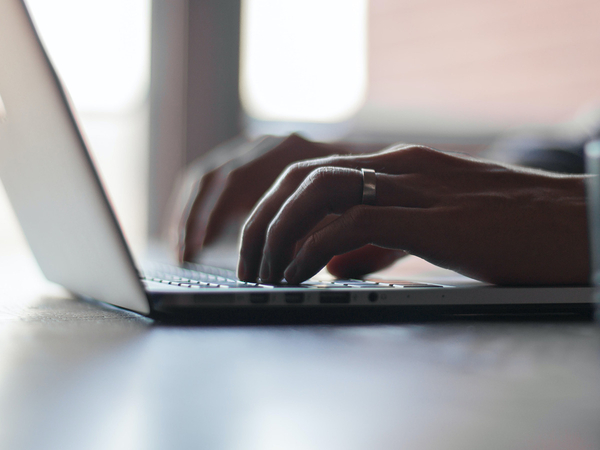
[237,250,261,282]
[177,246,185,265]
[258,258,271,283]
[201,230,214,248]
[237,258,247,281]
[182,243,199,263]
[283,268,297,285]
[288,263,320,285]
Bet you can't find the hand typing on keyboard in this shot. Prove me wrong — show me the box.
[235,144,588,286]
[178,135,589,287]
[176,134,404,279]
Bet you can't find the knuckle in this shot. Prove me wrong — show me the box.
[302,234,320,252]
[306,166,330,183]
[346,205,366,223]
[195,169,217,193]
[224,166,242,185]
[282,133,309,148]
[272,134,310,157]
[402,144,437,160]
[197,174,210,191]
[285,133,304,144]
[281,161,304,180]
[281,161,318,187]
[288,161,304,174]
[304,166,340,190]
[345,205,371,230]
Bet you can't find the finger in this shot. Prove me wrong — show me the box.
[202,154,294,247]
[237,144,446,267]
[326,246,407,279]
[200,171,253,248]
[251,168,433,283]
[283,205,426,284]
[258,167,363,283]
[181,136,283,260]
[182,169,230,262]
[237,161,322,281]
[201,137,288,247]
[238,162,356,282]
[168,171,198,263]
[236,150,433,281]
[202,134,338,249]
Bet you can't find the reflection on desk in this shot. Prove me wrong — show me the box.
[0,252,599,450]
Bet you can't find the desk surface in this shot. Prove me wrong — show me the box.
[1,253,599,450]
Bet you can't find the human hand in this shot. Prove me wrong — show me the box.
[237,145,589,285]
[178,133,402,276]
[178,134,342,262]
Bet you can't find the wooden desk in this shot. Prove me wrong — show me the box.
[1,253,599,450]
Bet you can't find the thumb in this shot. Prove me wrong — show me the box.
[326,245,407,279]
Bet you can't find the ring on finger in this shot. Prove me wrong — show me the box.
[361,168,377,205]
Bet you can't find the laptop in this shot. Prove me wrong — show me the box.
[0,0,593,323]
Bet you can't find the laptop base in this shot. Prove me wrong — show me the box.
[149,303,594,325]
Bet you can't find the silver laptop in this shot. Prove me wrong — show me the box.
[0,0,592,322]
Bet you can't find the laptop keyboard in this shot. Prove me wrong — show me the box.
[141,263,445,289]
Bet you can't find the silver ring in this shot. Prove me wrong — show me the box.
[361,168,377,205]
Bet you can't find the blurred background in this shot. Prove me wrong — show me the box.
[1,0,599,258]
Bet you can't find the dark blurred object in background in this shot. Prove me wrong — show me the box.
[484,107,600,174]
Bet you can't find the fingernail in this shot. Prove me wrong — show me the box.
[259,258,271,282]
[284,262,298,284]
[284,247,305,283]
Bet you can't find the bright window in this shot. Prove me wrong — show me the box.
[240,0,368,123]
[241,0,600,133]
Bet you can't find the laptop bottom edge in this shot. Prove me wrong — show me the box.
[149,303,595,325]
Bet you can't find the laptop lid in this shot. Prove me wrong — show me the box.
[0,0,150,314]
